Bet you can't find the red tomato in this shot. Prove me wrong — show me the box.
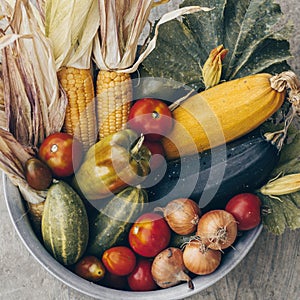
[128,98,173,141]
[102,246,136,276]
[143,140,165,170]
[74,256,105,282]
[38,132,83,178]
[225,193,261,231]
[102,272,129,290]
[129,212,171,257]
[127,258,158,291]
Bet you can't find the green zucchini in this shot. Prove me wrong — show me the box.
[87,186,148,258]
[41,181,89,266]
[146,131,280,211]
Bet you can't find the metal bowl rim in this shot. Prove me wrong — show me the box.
[3,173,263,300]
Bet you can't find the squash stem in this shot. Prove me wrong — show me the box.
[169,90,195,111]
[131,134,145,156]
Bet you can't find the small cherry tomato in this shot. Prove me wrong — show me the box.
[24,158,53,190]
[127,258,158,291]
[225,193,261,231]
[129,212,171,258]
[143,140,165,170]
[74,255,105,282]
[38,132,83,177]
[128,98,173,141]
[102,272,129,290]
[102,246,136,276]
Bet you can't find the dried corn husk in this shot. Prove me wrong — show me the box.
[0,0,67,149]
[44,0,101,148]
[35,0,46,22]
[93,1,211,73]
[0,65,6,129]
[26,200,45,237]
[45,0,100,70]
[0,0,67,204]
[0,128,46,204]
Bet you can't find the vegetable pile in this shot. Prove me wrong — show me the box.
[0,0,300,294]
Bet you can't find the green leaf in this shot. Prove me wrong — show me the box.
[259,128,300,235]
[222,0,292,79]
[140,19,205,90]
[141,0,297,235]
[142,0,292,91]
[261,194,300,235]
[273,129,300,174]
[182,0,227,62]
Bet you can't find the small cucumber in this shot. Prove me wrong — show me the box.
[41,181,89,266]
[87,186,148,258]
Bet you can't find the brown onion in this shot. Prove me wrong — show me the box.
[183,238,221,275]
[151,247,194,289]
[197,210,237,250]
[155,198,201,235]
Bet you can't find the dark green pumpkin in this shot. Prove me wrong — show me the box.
[87,186,148,258]
[41,181,89,266]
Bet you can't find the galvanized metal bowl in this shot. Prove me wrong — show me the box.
[3,174,262,300]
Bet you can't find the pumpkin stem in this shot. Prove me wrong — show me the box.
[268,71,300,150]
[270,71,300,112]
[264,105,296,151]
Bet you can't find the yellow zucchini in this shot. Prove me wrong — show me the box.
[162,73,286,159]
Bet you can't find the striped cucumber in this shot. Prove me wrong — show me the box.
[87,186,148,258]
[41,181,89,265]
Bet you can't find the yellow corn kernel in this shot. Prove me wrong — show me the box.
[96,70,132,139]
[260,173,300,199]
[57,67,97,151]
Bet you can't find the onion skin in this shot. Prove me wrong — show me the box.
[197,210,237,250]
[183,239,221,275]
[155,198,201,235]
[151,247,194,289]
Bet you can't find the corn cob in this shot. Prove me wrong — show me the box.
[58,67,97,151]
[96,70,132,139]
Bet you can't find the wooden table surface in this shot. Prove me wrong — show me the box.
[0,1,299,299]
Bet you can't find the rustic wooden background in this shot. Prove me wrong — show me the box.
[0,1,299,299]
